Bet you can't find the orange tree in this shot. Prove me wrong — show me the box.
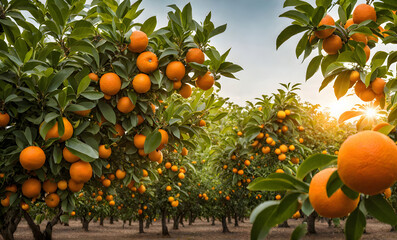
[249,2,397,239]
[0,1,241,240]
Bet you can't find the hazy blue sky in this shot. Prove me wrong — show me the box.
[133,0,375,116]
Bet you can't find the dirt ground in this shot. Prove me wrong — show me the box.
[5,218,397,240]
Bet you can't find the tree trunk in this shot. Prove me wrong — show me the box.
[82,218,90,232]
[307,211,317,234]
[161,208,169,237]
[110,216,114,224]
[206,216,209,222]
[234,212,239,227]
[139,217,144,233]
[99,217,104,226]
[228,214,232,224]
[222,216,230,233]
[173,215,179,230]
[24,207,62,240]
[179,213,184,227]
[211,216,215,226]
[0,208,22,240]
[278,220,289,228]
[189,212,193,225]
[129,218,132,226]
[145,218,150,229]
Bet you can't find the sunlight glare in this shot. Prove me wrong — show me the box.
[365,108,377,118]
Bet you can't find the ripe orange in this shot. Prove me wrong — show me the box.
[149,149,163,162]
[173,81,182,89]
[136,51,158,73]
[291,157,299,164]
[237,131,243,136]
[99,73,121,96]
[338,131,397,195]
[43,179,57,193]
[238,169,244,175]
[63,147,80,163]
[275,169,284,173]
[57,180,67,190]
[45,193,60,208]
[384,188,392,198]
[178,172,185,179]
[171,200,179,207]
[22,178,41,198]
[99,145,111,159]
[159,129,169,146]
[96,196,103,201]
[171,165,178,172]
[353,4,377,24]
[116,169,126,180]
[275,194,281,200]
[261,146,270,154]
[138,184,146,194]
[196,71,215,90]
[166,61,185,81]
[181,147,188,156]
[199,120,206,126]
[142,169,149,177]
[102,179,111,187]
[132,73,151,93]
[137,115,144,125]
[364,45,370,61]
[45,117,73,142]
[351,33,368,44]
[309,168,359,218]
[114,123,125,137]
[186,48,205,64]
[88,73,99,81]
[1,196,10,207]
[315,15,335,39]
[134,134,146,149]
[350,71,360,82]
[117,96,135,113]
[344,18,354,29]
[109,200,115,206]
[166,185,172,191]
[256,133,264,139]
[5,185,17,193]
[277,111,286,119]
[278,154,286,161]
[70,161,92,183]
[69,179,84,192]
[150,103,156,113]
[128,30,148,53]
[138,149,147,156]
[19,146,46,170]
[165,162,172,169]
[0,112,10,127]
[244,160,251,166]
[371,78,385,95]
[179,84,192,98]
[74,109,91,116]
[299,138,304,143]
[323,35,343,55]
[372,122,392,132]
[359,88,375,102]
[289,145,295,151]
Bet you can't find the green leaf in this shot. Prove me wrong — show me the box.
[250,201,279,240]
[70,40,99,68]
[296,153,338,180]
[345,207,366,240]
[333,71,351,99]
[364,194,397,225]
[77,75,91,95]
[326,170,343,197]
[143,130,162,154]
[98,101,116,125]
[60,214,69,224]
[279,10,310,25]
[376,124,396,135]
[341,185,359,200]
[290,223,308,240]
[248,177,299,191]
[48,68,74,92]
[311,6,325,26]
[306,55,323,80]
[65,138,98,162]
[276,25,308,50]
[267,192,301,227]
[319,75,336,92]
[53,145,62,164]
[301,196,314,216]
[140,16,157,36]
[371,51,388,70]
[268,173,309,192]
[209,24,227,38]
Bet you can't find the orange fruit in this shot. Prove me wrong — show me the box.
[134,134,146,149]
[199,120,206,127]
[344,18,354,29]
[0,112,10,127]
[57,180,67,190]
[138,149,147,156]
[22,178,41,198]
[99,73,121,96]
[280,145,288,153]
[372,122,392,131]
[384,188,392,198]
[256,133,264,139]
[359,88,375,102]
[88,73,99,81]
[132,73,151,93]
[291,157,299,164]
[186,48,205,64]
[178,172,185,179]
[102,179,111,187]
[165,162,172,169]
[96,196,103,201]
[158,129,169,146]
[63,147,80,163]
[323,35,343,55]
[116,169,126,179]
[149,150,163,162]
[278,154,287,161]
[106,195,113,201]
[315,15,335,39]
[43,179,57,193]
[1,196,10,207]
[364,45,370,61]
[181,147,188,156]
[289,145,295,151]
[108,173,115,180]
[150,103,156,113]
[45,193,60,208]
[136,51,158,73]
[275,169,284,173]
[45,117,73,142]
[285,110,291,115]
[238,169,244,175]
[277,111,286,119]
[128,30,148,53]
[244,160,251,166]
[237,131,243,136]
[171,165,178,172]
[179,84,192,98]
[350,71,360,83]
[19,146,46,170]
[371,77,385,95]
[338,131,397,195]
[70,161,92,183]
[68,179,84,192]
[309,168,359,218]
[166,185,172,191]
[196,71,215,90]
[353,4,377,24]
[99,145,111,159]
[351,33,368,44]
[142,169,149,177]
[74,109,91,116]
[138,184,146,194]
[114,123,125,137]
[117,96,135,113]
[275,194,281,200]
[137,115,144,125]
[104,94,111,100]
[5,185,17,193]
[166,61,185,81]
[261,146,270,154]
[109,200,115,206]
[281,126,288,133]
[173,81,182,90]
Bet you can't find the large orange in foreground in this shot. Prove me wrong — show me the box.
[309,168,359,218]
[19,146,46,170]
[99,73,121,96]
[337,131,397,195]
[70,161,93,183]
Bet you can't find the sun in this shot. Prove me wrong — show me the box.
[325,98,358,118]
[365,107,377,118]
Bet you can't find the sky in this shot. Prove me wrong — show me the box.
[133,0,372,117]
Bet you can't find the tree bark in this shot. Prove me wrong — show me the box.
[234,212,239,227]
[179,213,184,227]
[129,218,132,226]
[82,217,91,232]
[24,207,63,240]
[145,218,151,229]
[189,212,193,225]
[221,216,230,233]
[161,208,169,236]
[307,211,317,234]
[139,216,144,233]
[211,216,215,226]
[110,216,114,224]
[228,214,232,224]
[173,215,179,230]
[99,217,104,226]
[0,208,22,240]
